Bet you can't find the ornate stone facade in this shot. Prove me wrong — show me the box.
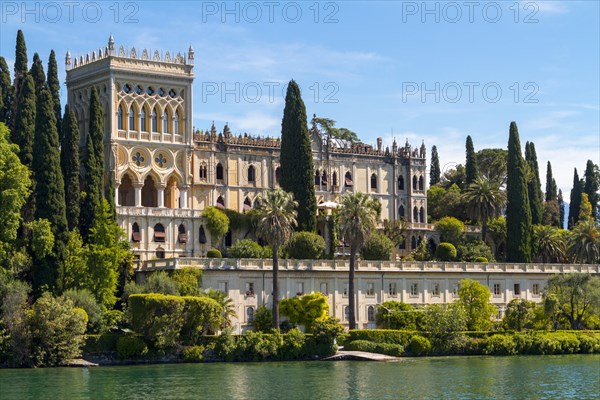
[66,36,433,261]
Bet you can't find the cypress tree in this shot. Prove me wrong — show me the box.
[525,142,543,225]
[583,160,599,220]
[0,56,12,124]
[506,122,532,262]
[568,168,583,229]
[47,50,62,139]
[430,145,441,186]
[280,80,316,232]
[558,189,565,229]
[29,53,46,97]
[61,105,81,231]
[545,161,557,202]
[31,86,68,292]
[11,74,36,168]
[465,135,477,185]
[12,30,28,127]
[80,87,105,240]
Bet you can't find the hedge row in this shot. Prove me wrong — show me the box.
[346,329,415,347]
[344,340,404,356]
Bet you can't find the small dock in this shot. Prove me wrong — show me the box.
[323,350,400,361]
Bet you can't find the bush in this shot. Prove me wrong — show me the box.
[181,296,224,340]
[347,330,414,347]
[229,239,265,258]
[530,332,581,355]
[280,293,329,332]
[62,289,104,333]
[171,268,202,296]
[376,301,421,330]
[102,309,123,330]
[235,331,283,361]
[435,216,464,246]
[312,317,344,357]
[474,257,488,263]
[214,329,237,361]
[577,333,600,353]
[280,328,306,360]
[457,240,495,262]
[183,345,205,362]
[207,249,222,258]
[83,333,120,354]
[407,335,431,356]
[483,334,517,356]
[345,339,376,352]
[361,233,394,261]
[253,306,273,333]
[128,293,185,348]
[204,207,230,245]
[285,232,326,259]
[116,336,148,359]
[344,340,403,356]
[435,242,457,261]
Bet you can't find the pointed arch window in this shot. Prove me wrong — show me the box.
[332,171,338,187]
[151,108,157,132]
[216,196,225,209]
[247,165,255,183]
[370,173,377,191]
[413,207,419,222]
[140,107,147,132]
[315,170,321,185]
[154,223,165,243]
[419,207,425,223]
[178,224,187,243]
[163,110,169,133]
[398,176,404,190]
[275,167,282,185]
[216,163,224,181]
[367,306,376,322]
[129,106,135,131]
[243,197,252,212]
[413,176,418,190]
[398,205,405,219]
[411,236,417,249]
[199,163,208,180]
[345,171,353,187]
[174,110,180,135]
[118,105,123,130]
[198,225,207,244]
[418,176,424,191]
[131,222,141,242]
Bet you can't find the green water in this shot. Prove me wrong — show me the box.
[1,355,598,399]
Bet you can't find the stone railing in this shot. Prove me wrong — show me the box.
[141,258,600,274]
[117,206,203,218]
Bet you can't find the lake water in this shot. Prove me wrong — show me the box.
[1,355,598,399]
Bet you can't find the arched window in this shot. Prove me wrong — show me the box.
[398,176,404,190]
[398,205,405,219]
[174,110,180,135]
[370,173,377,191]
[247,165,255,183]
[367,306,375,322]
[418,176,424,191]
[322,171,328,185]
[419,207,425,223]
[344,306,350,321]
[199,164,207,180]
[178,224,187,243]
[198,225,207,244]
[413,207,419,222]
[216,163,224,181]
[315,170,321,185]
[413,175,418,190]
[151,108,157,132]
[411,236,417,249]
[163,110,169,133]
[275,167,281,185]
[332,171,338,187]
[131,222,141,242]
[117,105,123,130]
[243,197,252,212]
[129,106,135,131]
[140,107,146,131]
[154,223,165,242]
[246,306,255,323]
[216,196,225,209]
[345,171,353,187]
[156,247,165,259]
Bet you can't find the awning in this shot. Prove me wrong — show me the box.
[243,203,252,211]
[154,231,166,242]
[178,233,188,243]
[345,177,353,186]
[216,203,226,210]
[131,231,141,242]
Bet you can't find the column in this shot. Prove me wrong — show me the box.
[134,184,142,207]
[157,185,165,208]
[180,186,188,209]
[114,183,120,207]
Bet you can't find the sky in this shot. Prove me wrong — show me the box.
[1,0,598,195]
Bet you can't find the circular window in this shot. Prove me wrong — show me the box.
[132,151,146,167]
[123,84,131,93]
[154,153,169,169]
[135,85,143,95]
[158,87,165,96]
[147,86,155,95]
[169,89,176,98]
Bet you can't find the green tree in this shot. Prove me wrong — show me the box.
[475,148,507,186]
[0,123,31,256]
[435,242,457,261]
[434,216,464,246]
[203,206,230,248]
[441,164,466,190]
[10,74,35,169]
[12,30,28,126]
[427,184,468,221]
[411,237,431,261]
[558,189,565,229]
[506,122,532,263]
[568,168,583,229]
[31,86,67,292]
[457,278,496,331]
[461,177,506,242]
[313,116,359,143]
[171,267,202,296]
[29,53,46,97]
[27,219,55,260]
[533,225,567,263]
[255,189,298,329]
[423,303,467,351]
[0,57,12,124]
[568,220,600,264]
[430,145,441,186]
[339,192,379,329]
[456,239,494,262]
[583,160,599,220]
[376,301,420,330]
[382,218,406,249]
[579,193,593,222]
[285,231,326,259]
[204,289,236,329]
[465,135,477,185]
[503,299,536,331]
[361,232,394,260]
[544,273,600,329]
[228,239,265,259]
[545,161,558,202]
[0,276,31,366]
[487,217,507,261]
[280,292,329,332]
[525,142,544,225]
[280,80,316,232]
[47,50,62,139]
[59,230,86,292]
[61,106,81,230]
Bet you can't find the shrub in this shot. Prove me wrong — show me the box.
[204,207,230,245]
[483,334,517,356]
[435,216,464,246]
[285,232,326,259]
[280,328,306,360]
[577,333,600,353]
[435,242,457,261]
[183,345,205,362]
[345,340,376,352]
[236,331,283,361]
[280,293,329,332]
[128,293,185,348]
[457,240,495,262]
[207,249,222,258]
[253,306,273,333]
[116,336,148,359]
[361,233,394,261]
[375,302,421,330]
[312,317,344,357]
[474,256,488,263]
[344,340,403,356]
[375,342,404,356]
[180,296,224,340]
[407,335,431,356]
[171,268,202,296]
[347,330,414,347]
[531,332,581,355]
[83,333,120,354]
[214,329,237,361]
[229,239,265,258]
[102,309,123,330]
[61,289,104,333]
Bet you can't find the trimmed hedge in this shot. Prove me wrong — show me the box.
[435,242,457,261]
[285,232,326,260]
[407,335,432,356]
[344,340,404,356]
[347,330,414,347]
[116,336,148,359]
[207,249,222,258]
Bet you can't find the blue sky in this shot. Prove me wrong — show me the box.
[1,1,598,194]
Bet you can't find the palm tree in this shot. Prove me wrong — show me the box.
[255,189,298,329]
[533,224,567,263]
[338,192,379,329]
[205,289,237,329]
[568,220,600,264]
[461,177,506,242]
